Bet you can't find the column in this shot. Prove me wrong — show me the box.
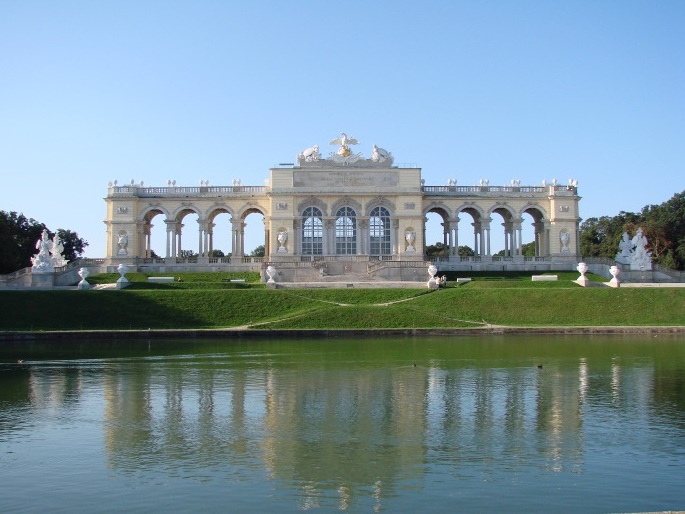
[483,218,492,256]
[514,220,523,256]
[472,221,481,255]
[165,220,174,258]
[176,223,184,257]
[392,219,399,255]
[453,216,460,257]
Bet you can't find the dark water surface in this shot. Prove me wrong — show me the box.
[1,335,684,513]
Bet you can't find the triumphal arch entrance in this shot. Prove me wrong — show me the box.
[104,133,581,282]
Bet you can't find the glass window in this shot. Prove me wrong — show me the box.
[302,207,323,255]
[335,207,356,254]
[369,206,391,255]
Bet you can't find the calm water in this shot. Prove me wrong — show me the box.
[1,335,684,513]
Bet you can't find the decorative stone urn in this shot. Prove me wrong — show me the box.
[266,265,276,284]
[116,264,129,289]
[77,268,91,290]
[576,262,589,287]
[405,230,416,252]
[277,230,288,253]
[427,264,439,289]
[609,265,620,288]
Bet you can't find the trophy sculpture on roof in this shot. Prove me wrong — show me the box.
[296,131,393,167]
[329,132,363,164]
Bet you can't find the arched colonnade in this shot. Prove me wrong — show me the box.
[423,201,549,257]
[136,203,267,259]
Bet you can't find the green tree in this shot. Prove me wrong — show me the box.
[458,245,475,257]
[0,211,46,274]
[56,229,88,262]
[425,242,446,257]
[522,241,536,257]
[250,245,265,257]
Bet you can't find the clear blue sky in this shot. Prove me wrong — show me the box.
[1,1,683,258]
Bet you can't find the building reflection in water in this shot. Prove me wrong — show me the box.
[5,343,681,511]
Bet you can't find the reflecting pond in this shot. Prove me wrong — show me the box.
[1,335,684,513]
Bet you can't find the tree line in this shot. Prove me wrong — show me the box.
[0,211,88,274]
[580,190,685,270]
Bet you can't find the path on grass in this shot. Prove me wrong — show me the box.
[245,289,495,329]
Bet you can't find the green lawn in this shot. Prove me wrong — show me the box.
[0,271,683,331]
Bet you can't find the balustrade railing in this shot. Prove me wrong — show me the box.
[110,185,267,197]
[421,185,571,195]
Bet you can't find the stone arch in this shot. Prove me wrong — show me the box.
[235,203,267,220]
[205,204,236,257]
[234,204,267,257]
[205,203,235,221]
[138,206,170,259]
[330,196,362,215]
[520,204,549,257]
[422,201,452,219]
[490,204,518,257]
[365,196,395,216]
[423,202,452,256]
[455,204,488,256]
[297,196,328,216]
[140,205,171,223]
[170,206,202,258]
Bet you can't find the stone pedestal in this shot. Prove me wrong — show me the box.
[31,273,55,288]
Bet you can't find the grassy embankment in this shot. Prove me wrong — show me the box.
[0,271,683,331]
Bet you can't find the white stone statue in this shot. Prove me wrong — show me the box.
[615,232,632,265]
[371,144,393,164]
[266,265,276,284]
[117,233,128,256]
[77,267,91,290]
[298,145,320,164]
[50,235,67,267]
[559,230,570,252]
[31,229,54,273]
[277,230,288,253]
[630,227,652,270]
[405,230,416,252]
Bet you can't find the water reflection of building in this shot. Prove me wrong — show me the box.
[5,354,676,510]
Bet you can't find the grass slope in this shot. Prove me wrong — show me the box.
[1,278,683,331]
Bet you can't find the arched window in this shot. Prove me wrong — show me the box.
[302,207,323,255]
[369,206,391,256]
[335,207,356,254]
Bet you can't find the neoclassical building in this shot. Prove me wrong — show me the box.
[104,134,581,281]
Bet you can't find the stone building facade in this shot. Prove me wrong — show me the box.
[104,135,581,281]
